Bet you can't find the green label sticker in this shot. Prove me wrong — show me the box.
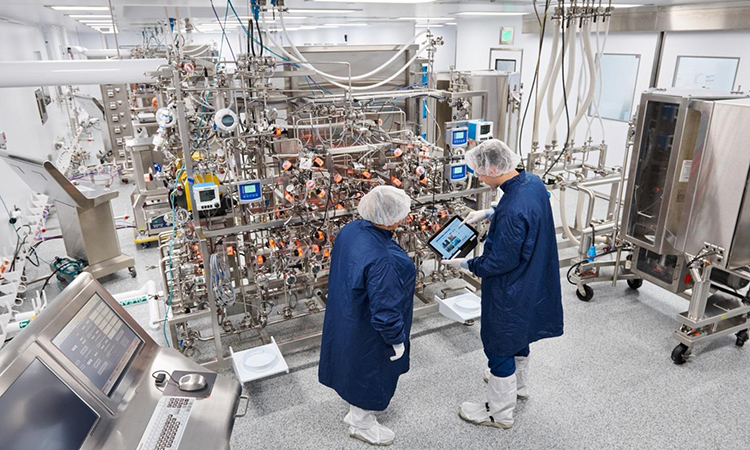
[118,296,149,307]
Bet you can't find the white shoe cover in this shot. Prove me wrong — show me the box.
[460,374,516,428]
[515,356,530,399]
[483,360,529,399]
[344,405,395,446]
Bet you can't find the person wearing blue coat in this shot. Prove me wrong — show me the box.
[319,185,416,447]
[442,139,564,429]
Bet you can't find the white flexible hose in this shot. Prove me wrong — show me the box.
[569,21,597,141]
[545,21,564,145]
[546,21,577,147]
[276,12,427,91]
[579,21,594,141]
[584,18,599,140]
[269,12,427,81]
[559,186,581,247]
[533,24,560,146]
[593,19,610,141]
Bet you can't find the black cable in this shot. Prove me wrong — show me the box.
[519,0,552,159]
[249,19,256,57]
[566,249,632,285]
[247,19,253,57]
[255,17,264,57]
[542,1,572,181]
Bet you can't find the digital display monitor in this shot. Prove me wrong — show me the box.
[0,358,99,450]
[427,216,479,260]
[453,131,466,142]
[53,294,142,396]
[199,189,216,202]
[242,184,257,194]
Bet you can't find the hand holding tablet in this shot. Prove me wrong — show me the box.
[427,216,479,260]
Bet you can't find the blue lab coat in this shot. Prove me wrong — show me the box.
[467,171,564,356]
[319,220,416,411]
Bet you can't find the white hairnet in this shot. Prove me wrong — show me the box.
[357,185,412,226]
[465,139,522,177]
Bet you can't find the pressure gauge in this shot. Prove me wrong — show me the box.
[214,108,239,132]
[155,107,176,128]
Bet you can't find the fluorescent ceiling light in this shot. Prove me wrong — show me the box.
[236,16,307,20]
[50,6,109,11]
[415,24,443,28]
[457,12,527,16]
[287,9,357,14]
[561,2,642,6]
[314,0,434,3]
[66,15,112,18]
[446,22,457,25]
[78,20,113,23]
[325,23,368,27]
[398,17,452,21]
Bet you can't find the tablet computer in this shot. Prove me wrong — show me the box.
[428,215,479,260]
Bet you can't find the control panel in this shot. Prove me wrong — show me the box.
[446,164,468,183]
[447,127,469,148]
[237,181,263,204]
[193,183,221,211]
[468,120,493,142]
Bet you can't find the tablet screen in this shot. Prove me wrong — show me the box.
[428,216,478,260]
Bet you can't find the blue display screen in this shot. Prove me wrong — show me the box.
[452,131,466,143]
[451,165,467,180]
[239,182,262,202]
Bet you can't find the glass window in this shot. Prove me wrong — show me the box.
[588,53,641,122]
[673,56,740,91]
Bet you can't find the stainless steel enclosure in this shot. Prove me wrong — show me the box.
[677,98,750,271]
[622,91,740,257]
[467,71,521,151]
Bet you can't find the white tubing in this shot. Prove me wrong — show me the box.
[69,46,131,59]
[0,59,167,88]
[545,21,564,144]
[593,18,611,141]
[569,21,597,141]
[277,12,427,91]
[533,24,560,146]
[546,22,577,147]
[559,186,581,247]
[276,12,427,82]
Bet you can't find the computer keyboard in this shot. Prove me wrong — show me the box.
[136,397,195,450]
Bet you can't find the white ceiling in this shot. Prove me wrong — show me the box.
[0,0,744,34]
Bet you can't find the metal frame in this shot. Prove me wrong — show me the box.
[672,55,741,91]
[587,53,641,123]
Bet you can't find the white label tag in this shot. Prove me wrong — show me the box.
[679,160,693,183]
[299,157,313,170]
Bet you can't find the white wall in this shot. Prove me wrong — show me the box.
[657,29,750,91]
[0,22,82,250]
[454,17,659,169]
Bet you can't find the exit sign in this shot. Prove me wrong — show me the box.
[500,27,514,45]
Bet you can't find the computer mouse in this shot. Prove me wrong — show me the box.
[178,373,207,392]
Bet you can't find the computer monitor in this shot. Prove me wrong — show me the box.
[0,358,99,450]
[52,293,143,396]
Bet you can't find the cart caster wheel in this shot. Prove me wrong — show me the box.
[671,343,690,365]
[576,285,594,302]
[121,178,129,184]
[128,267,137,278]
[736,330,749,347]
[627,279,643,290]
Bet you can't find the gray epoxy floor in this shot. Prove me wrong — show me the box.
[25,182,750,450]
